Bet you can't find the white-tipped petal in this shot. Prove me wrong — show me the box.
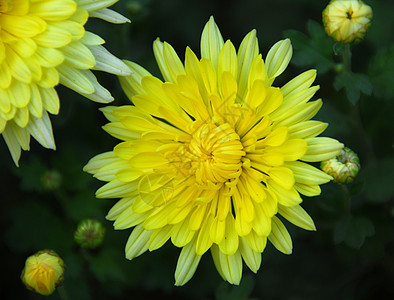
[2,124,23,166]
[78,0,118,12]
[89,8,131,24]
[89,45,132,76]
[80,70,113,103]
[26,111,56,150]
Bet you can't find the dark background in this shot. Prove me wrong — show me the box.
[1,0,394,299]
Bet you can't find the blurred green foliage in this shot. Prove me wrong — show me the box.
[1,0,394,299]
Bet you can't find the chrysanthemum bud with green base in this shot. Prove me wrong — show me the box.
[321,147,360,184]
[74,219,106,249]
[322,0,373,43]
[21,250,65,296]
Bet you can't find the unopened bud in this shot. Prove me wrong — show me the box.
[74,219,106,249]
[323,0,373,43]
[40,170,62,191]
[21,250,65,296]
[321,147,360,184]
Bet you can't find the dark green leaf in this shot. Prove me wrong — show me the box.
[284,20,335,74]
[334,73,373,104]
[368,44,394,100]
[334,216,375,249]
[361,158,394,203]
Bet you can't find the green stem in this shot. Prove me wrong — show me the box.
[341,43,377,163]
[340,184,351,214]
[57,285,69,300]
[350,101,377,163]
[342,44,352,74]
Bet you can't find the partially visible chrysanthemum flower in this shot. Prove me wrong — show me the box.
[21,249,65,296]
[0,0,132,165]
[84,17,343,285]
[323,0,373,43]
[321,146,360,184]
[74,218,106,249]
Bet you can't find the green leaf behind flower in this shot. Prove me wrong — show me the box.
[284,20,335,74]
[334,216,375,249]
[333,73,373,105]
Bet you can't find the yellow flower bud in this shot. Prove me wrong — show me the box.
[321,147,360,184]
[21,250,65,296]
[322,0,373,43]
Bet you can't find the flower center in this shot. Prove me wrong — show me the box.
[346,9,354,20]
[183,121,245,186]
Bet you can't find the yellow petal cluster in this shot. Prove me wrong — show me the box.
[21,249,65,296]
[323,0,373,43]
[84,17,343,285]
[0,0,131,165]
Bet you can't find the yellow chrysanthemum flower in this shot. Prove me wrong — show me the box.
[0,0,132,165]
[322,0,373,43]
[21,249,65,296]
[84,17,343,285]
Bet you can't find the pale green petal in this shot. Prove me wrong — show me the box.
[89,45,132,76]
[200,16,224,70]
[287,120,328,139]
[265,39,292,79]
[89,8,130,24]
[118,61,152,99]
[125,224,152,260]
[148,225,172,251]
[302,137,344,162]
[281,69,317,98]
[174,237,202,286]
[80,31,105,45]
[218,40,238,79]
[2,127,22,166]
[84,151,118,174]
[239,237,262,273]
[211,245,242,285]
[237,29,259,100]
[79,70,113,103]
[26,110,55,150]
[96,179,136,198]
[57,62,95,94]
[286,160,333,185]
[153,39,186,83]
[162,42,185,83]
[268,216,292,254]
[278,205,316,231]
[77,0,118,12]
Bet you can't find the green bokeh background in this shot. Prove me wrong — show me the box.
[1,0,394,299]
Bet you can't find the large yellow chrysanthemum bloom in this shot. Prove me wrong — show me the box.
[0,0,132,165]
[85,17,343,285]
